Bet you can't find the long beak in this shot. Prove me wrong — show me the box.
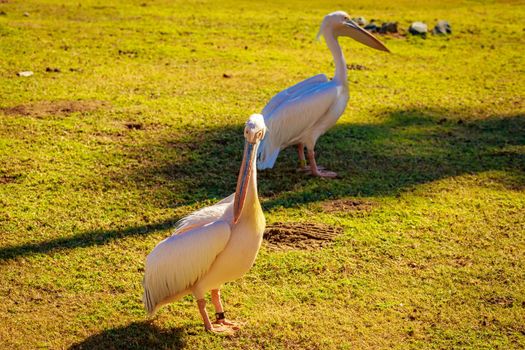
[343,20,390,53]
[233,141,255,224]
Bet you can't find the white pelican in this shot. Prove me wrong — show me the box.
[257,11,390,177]
[142,114,266,333]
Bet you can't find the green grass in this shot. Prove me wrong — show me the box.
[1,0,524,349]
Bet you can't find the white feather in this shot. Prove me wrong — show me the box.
[258,78,339,169]
[142,220,231,315]
[175,194,234,234]
[261,74,328,117]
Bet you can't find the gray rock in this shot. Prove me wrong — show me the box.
[433,20,452,35]
[409,22,428,36]
[380,22,398,34]
[364,22,379,33]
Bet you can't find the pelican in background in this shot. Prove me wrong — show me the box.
[257,11,390,177]
[143,114,267,333]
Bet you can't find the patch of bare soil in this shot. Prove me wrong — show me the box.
[0,173,22,184]
[347,63,369,71]
[264,222,343,250]
[0,100,107,117]
[484,295,515,308]
[125,122,144,130]
[320,199,375,214]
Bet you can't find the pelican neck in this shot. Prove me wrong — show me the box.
[324,31,347,85]
[235,143,261,223]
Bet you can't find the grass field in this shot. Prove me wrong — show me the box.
[1,0,524,349]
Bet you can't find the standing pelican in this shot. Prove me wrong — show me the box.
[257,11,390,177]
[143,114,266,333]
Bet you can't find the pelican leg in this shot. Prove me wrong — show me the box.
[297,144,324,171]
[307,149,337,178]
[296,143,308,171]
[197,298,232,334]
[211,289,241,330]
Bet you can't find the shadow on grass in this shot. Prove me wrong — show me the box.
[0,218,180,261]
[261,110,525,208]
[131,108,523,209]
[1,108,523,261]
[69,321,186,350]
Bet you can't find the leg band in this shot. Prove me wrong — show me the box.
[215,312,225,321]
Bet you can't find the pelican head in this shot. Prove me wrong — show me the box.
[244,113,267,144]
[318,11,390,53]
[233,114,266,223]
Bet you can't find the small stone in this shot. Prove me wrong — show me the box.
[364,22,379,33]
[222,73,232,78]
[380,22,398,34]
[433,20,452,35]
[409,22,428,36]
[23,12,29,17]
[17,71,33,77]
[352,17,367,26]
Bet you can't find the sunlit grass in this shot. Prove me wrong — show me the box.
[0,0,524,349]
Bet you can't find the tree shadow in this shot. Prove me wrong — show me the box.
[69,321,186,350]
[129,108,523,209]
[1,108,523,261]
[261,109,524,208]
[0,218,180,261]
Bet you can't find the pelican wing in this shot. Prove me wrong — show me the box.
[262,74,329,117]
[143,220,231,315]
[258,78,338,169]
[175,194,234,234]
